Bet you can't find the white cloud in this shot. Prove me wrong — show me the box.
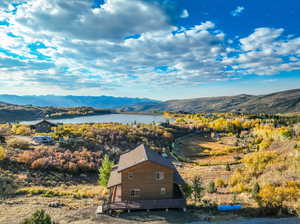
[180,9,189,18]
[0,0,300,95]
[231,6,245,17]
[10,0,172,41]
[240,28,284,51]
[223,27,300,75]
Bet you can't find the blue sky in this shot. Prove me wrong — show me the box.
[0,0,299,100]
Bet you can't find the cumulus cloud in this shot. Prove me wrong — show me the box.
[231,6,245,17]
[0,0,300,94]
[10,0,172,41]
[223,27,300,75]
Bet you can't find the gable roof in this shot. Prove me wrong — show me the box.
[32,120,57,127]
[107,144,186,188]
[107,168,121,188]
[117,144,174,172]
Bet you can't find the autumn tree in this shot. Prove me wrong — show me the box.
[0,146,5,161]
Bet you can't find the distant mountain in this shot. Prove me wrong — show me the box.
[0,95,159,109]
[122,89,300,113]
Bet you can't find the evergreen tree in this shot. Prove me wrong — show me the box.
[22,210,53,224]
[98,154,114,187]
[190,176,205,204]
[225,163,231,171]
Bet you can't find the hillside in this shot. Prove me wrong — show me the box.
[0,103,112,123]
[123,89,300,113]
[0,95,158,109]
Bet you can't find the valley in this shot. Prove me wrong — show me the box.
[0,112,300,223]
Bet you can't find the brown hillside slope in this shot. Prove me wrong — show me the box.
[123,89,300,113]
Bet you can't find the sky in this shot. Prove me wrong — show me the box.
[0,0,300,100]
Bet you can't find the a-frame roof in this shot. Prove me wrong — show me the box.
[117,144,174,172]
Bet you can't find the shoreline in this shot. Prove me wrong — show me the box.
[17,112,166,125]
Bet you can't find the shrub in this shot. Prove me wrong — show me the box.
[11,124,32,136]
[230,182,249,193]
[242,151,278,177]
[225,163,231,171]
[281,128,293,139]
[21,209,54,224]
[258,139,272,151]
[183,184,193,199]
[98,154,114,187]
[215,178,226,188]
[7,138,30,150]
[0,146,5,160]
[17,146,101,173]
[258,182,300,208]
[0,175,16,196]
[18,185,107,199]
[207,181,217,193]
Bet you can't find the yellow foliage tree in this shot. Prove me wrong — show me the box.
[258,182,300,208]
[0,146,5,160]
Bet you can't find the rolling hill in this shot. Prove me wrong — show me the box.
[122,89,300,113]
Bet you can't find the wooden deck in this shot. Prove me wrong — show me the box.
[107,198,186,211]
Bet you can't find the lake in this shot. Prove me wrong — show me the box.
[21,113,168,125]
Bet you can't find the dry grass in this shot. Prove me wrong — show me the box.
[17,184,108,199]
[177,134,246,205]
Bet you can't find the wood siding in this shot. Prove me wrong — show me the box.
[110,185,122,203]
[121,161,174,201]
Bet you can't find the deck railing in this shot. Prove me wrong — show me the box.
[108,198,186,210]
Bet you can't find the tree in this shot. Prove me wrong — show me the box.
[190,176,205,204]
[251,183,262,205]
[21,209,53,224]
[252,183,260,195]
[0,146,5,161]
[98,154,114,187]
[207,181,217,193]
[225,163,231,171]
[182,184,193,199]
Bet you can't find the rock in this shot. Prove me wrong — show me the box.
[48,202,65,208]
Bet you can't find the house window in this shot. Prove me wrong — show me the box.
[128,172,133,180]
[156,171,164,181]
[160,187,166,195]
[129,189,140,198]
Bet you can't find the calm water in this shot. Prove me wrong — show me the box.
[21,113,167,125]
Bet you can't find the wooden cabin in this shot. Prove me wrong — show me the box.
[30,120,57,133]
[106,144,186,212]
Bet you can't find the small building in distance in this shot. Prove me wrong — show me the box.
[30,120,57,133]
[105,144,186,212]
[32,136,55,145]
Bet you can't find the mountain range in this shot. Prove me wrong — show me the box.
[0,89,299,122]
[122,89,300,113]
[0,95,158,108]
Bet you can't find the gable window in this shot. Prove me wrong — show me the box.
[129,189,140,198]
[128,172,134,180]
[156,171,164,181]
[160,187,166,195]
